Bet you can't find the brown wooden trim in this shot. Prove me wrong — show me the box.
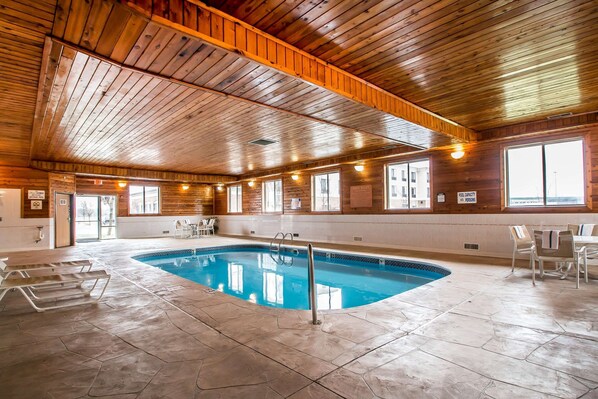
[124,0,475,143]
[480,112,598,141]
[30,160,236,183]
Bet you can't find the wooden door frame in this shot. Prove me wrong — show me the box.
[55,192,75,248]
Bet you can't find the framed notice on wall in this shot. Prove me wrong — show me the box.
[27,190,45,200]
[350,185,372,208]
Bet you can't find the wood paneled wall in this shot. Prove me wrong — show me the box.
[215,126,598,215]
[76,178,214,216]
[0,166,50,218]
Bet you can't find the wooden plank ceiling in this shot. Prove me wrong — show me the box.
[1,0,596,177]
[30,0,469,176]
[205,0,598,131]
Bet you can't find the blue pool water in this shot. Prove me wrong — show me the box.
[134,246,449,310]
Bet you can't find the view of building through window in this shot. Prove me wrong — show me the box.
[386,160,430,209]
[506,139,584,206]
[129,186,160,214]
[312,171,340,211]
[228,185,242,213]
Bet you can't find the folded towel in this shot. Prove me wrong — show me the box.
[579,224,595,236]
[513,226,524,239]
[541,230,560,249]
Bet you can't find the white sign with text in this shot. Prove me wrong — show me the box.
[457,191,477,204]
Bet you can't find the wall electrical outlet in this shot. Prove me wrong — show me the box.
[250,230,255,234]
[353,236,363,242]
[293,233,299,237]
[464,243,479,250]
[163,230,169,234]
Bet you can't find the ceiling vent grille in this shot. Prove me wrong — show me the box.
[249,139,277,146]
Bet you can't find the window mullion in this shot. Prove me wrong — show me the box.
[541,144,547,206]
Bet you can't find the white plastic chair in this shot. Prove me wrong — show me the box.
[508,225,534,272]
[174,220,191,238]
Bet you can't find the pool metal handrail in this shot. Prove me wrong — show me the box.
[270,232,294,253]
[307,243,321,325]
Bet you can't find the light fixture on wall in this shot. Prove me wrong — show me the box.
[118,181,127,188]
[248,181,255,187]
[354,164,365,172]
[291,174,299,181]
[182,184,190,191]
[450,145,465,160]
[216,184,224,191]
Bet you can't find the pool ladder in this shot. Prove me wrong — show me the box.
[269,232,294,266]
[269,232,293,253]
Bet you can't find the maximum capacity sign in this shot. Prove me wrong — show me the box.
[457,191,477,204]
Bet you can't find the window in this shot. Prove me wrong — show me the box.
[312,171,340,211]
[391,185,397,197]
[129,186,160,214]
[391,169,397,180]
[506,139,584,207]
[228,185,242,213]
[386,160,430,209]
[262,179,282,212]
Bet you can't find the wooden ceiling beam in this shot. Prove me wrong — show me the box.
[124,0,476,144]
[30,160,236,183]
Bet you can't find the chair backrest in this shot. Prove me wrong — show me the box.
[509,225,533,248]
[567,224,580,235]
[533,230,574,258]
[175,220,183,229]
[208,218,215,227]
[594,225,598,236]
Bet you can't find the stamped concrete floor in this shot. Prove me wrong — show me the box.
[0,236,597,398]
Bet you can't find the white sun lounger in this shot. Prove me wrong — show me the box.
[0,270,111,312]
[0,258,94,278]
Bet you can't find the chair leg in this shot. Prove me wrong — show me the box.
[511,247,516,272]
[532,257,536,286]
[576,260,580,289]
[539,260,544,278]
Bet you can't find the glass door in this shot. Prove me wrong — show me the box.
[76,196,100,241]
[100,196,117,239]
[75,195,117,241]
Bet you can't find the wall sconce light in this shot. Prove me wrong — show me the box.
[118,181,127,188]
[248,181,255,187]
[182,184,190,190]
[216,184,224,191]
[354,164,365,172]
[291,174,299,181]
[450,145,465,159]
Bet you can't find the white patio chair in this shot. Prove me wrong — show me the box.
[174,220,191,238]
[508,225,534,272]
[532,230,587,288]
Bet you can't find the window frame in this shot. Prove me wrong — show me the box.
[262,179,283,213]
[129,185,160,215]
[227,184,242,213]
[311,170,341,212]
[385,158,431,211]
[504,137,586,208]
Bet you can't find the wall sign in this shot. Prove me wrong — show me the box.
[28,190,45,200]
[437,192,446,203]
[457,191,477,204]
[350,185,372,208]
[59,199,68,206]
[31,200,43,210]
[290,198,301,210]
